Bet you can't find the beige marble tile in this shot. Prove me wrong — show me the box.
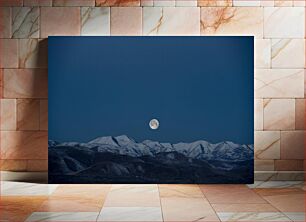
[233,0,260,6]
[255,99,263,130]
[0,0,23,6]
[255,69,304,98]
[53,0,95,6]
[96,0,140,6]
[304,70,306,98]
[26,212,99,222]
[261,0,274,6]
[27,159,48,171]
[217,212,291,221]
[1,181,58,196]
[255,160,274,171]
[0,196,47,221]
[3,69,48,99]
[23,0,52,6]
[1,131,47,159]
[98,207,162,221]
[254,171,304,181]
[0,7,11,38]
[201,7,263,37]
[295,99,304,130]
[256,39,271,68]
[159,184,204,198]
[280,130,304,159]
[154,0,175,6]
[248,181,304,188]
[52,184,111,199]
[0,99,16,130]
[263,99,295,130]
[81,7,110,36]
[198,0,232,6]
[274,0,293,6]
[264,7,305,38]
[199,185,266,204]
[41,7,80,38]
[0,69,2,98]
[0,159,27,171]
[141,0,153,6]
[256,188,305,212]
[176,0,197,6]
[104,184,160,207]
[275,160,304,171]
[17,99,40,130]
[19,39,48,68]
[272,39,305,68]
[40,99,48,130]
[111,7,142,36]
[0,39,18,68]
[12,7,39,38]
[212,203,278,212]
[293,0,305,6]
[161,197,219,221]
[143,7,200,35]
[283,212,305,222]
[38,196,104,212]
[255,131,280,160]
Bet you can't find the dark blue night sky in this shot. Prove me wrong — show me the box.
[48,36,254,144]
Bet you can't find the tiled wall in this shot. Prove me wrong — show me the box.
[0,0,305,179]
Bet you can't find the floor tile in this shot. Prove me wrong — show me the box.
[212,203,278,212]
[1,181,58,196]
[159,184,204,198]
[217,212,291,221]
[103,184,160,207]
[283,212,305,221]
[199,185,266,204]
[161,197,219,221]
[0,196,47,221]
[37,196,104,212]
[98,207,162,221]
[52,184,111,199]
[255,188,305,212]
[25,212,99,221]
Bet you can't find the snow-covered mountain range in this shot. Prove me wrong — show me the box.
[48,135,254,184]
[49,135,253,161]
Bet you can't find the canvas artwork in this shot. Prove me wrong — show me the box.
[48,36,254,184]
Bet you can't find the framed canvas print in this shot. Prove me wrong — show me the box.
[48,36,254,184]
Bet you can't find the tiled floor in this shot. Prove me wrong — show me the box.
[0,181,305,222]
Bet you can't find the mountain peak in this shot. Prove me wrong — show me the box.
[114,135,135,145]
[89,136,119,146]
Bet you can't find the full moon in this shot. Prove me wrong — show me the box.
[149,119,159,130]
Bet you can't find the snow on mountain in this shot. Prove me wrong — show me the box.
[49,135,253,161]
[89,136,119,147]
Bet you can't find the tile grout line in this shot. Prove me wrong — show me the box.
[197,184,223,222]
[157,184,165,222]
[252,188,296,221]
[95,184,112,221]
